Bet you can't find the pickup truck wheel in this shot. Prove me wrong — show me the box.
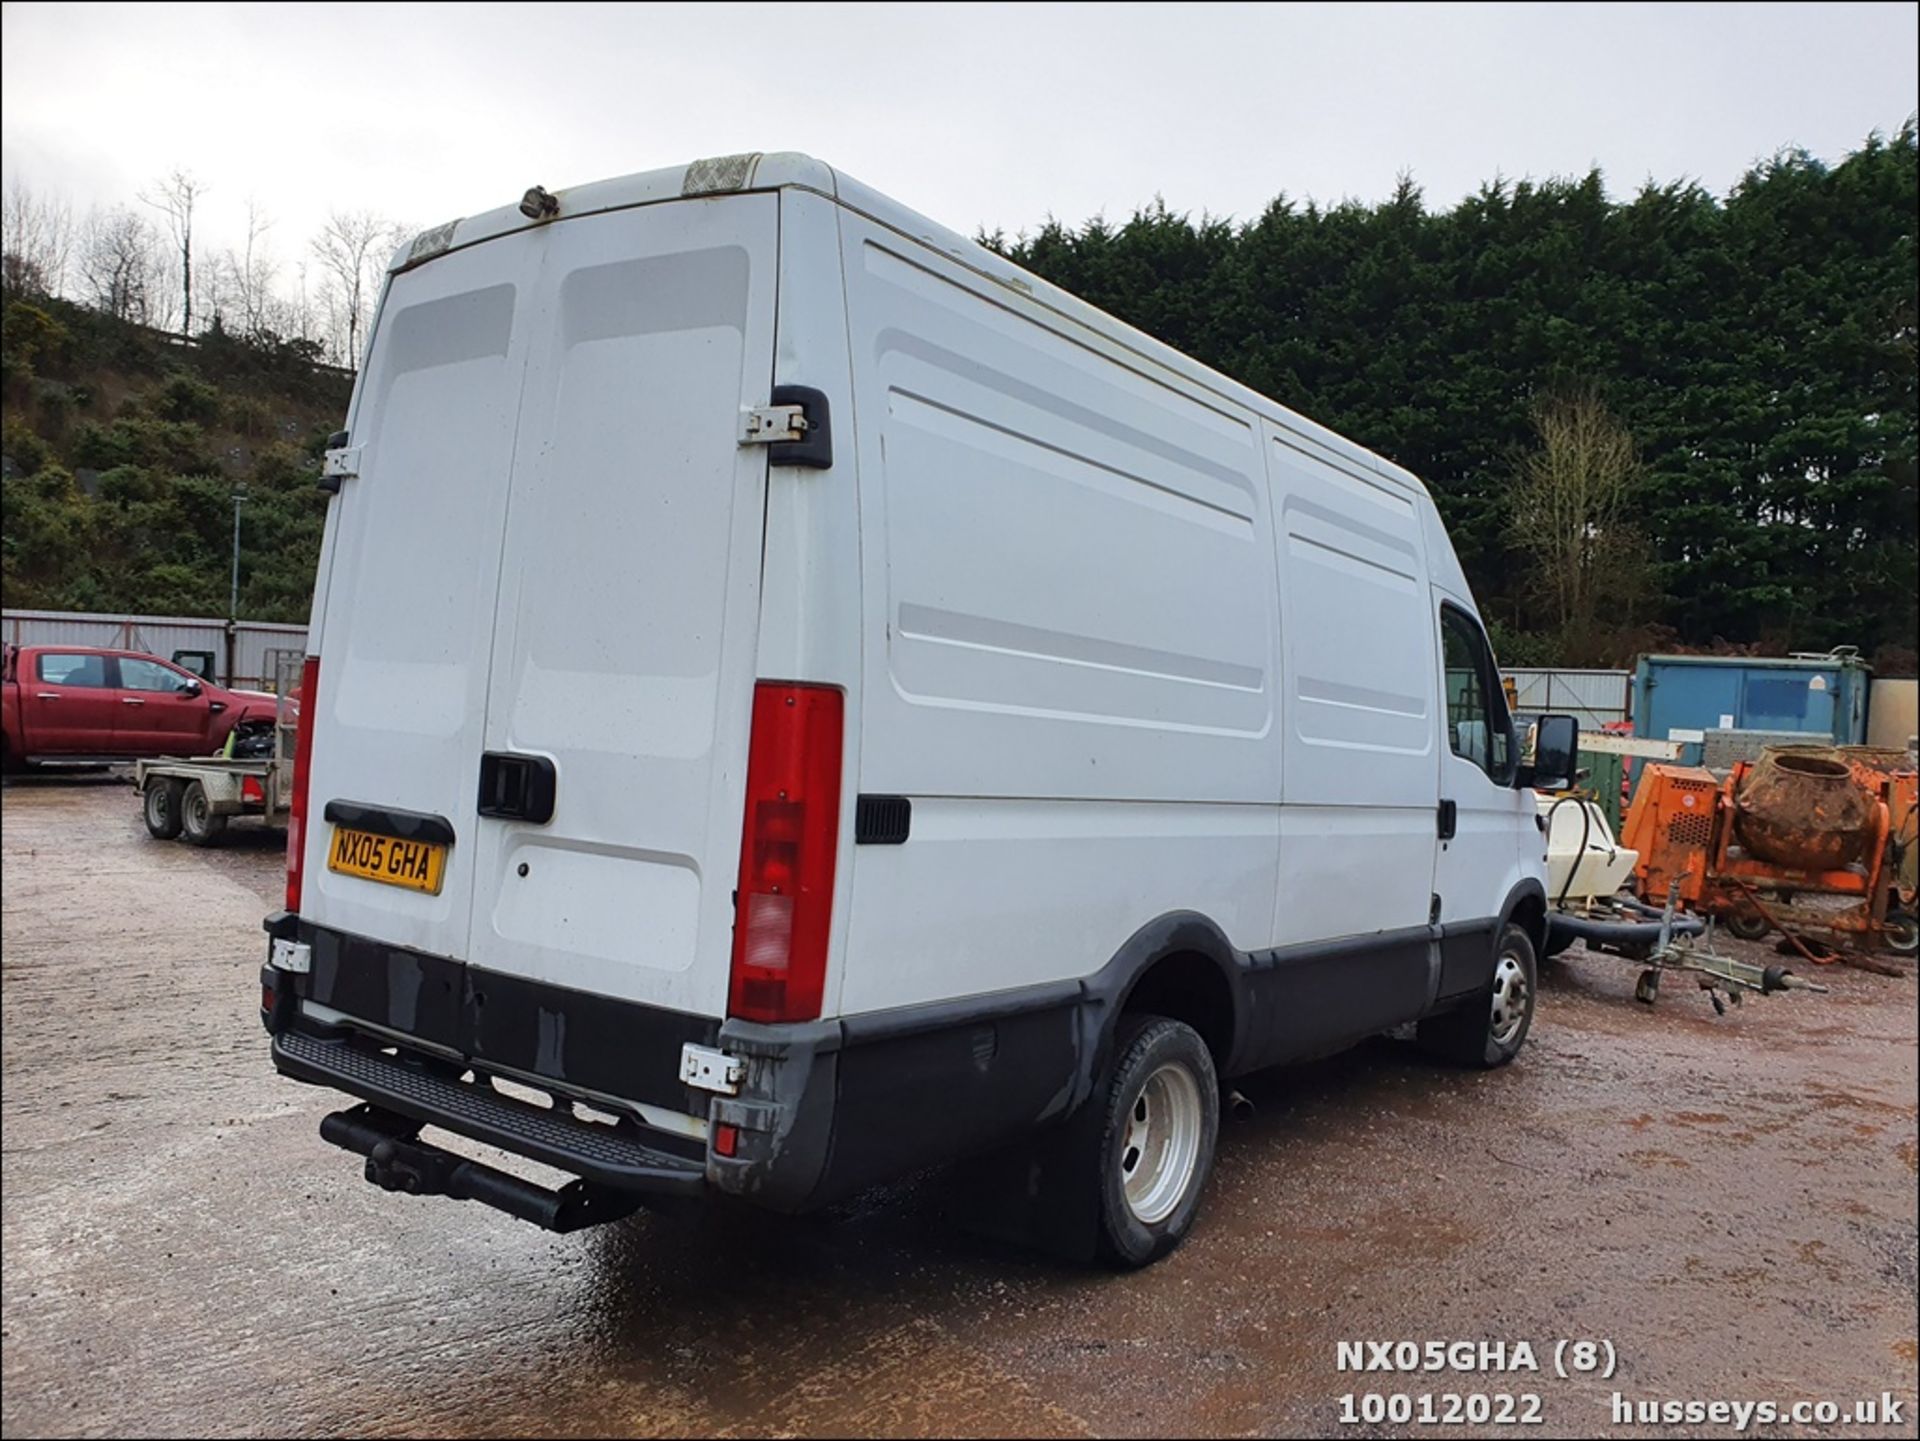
[143,777,186,839]
[1092,1015,1219,1268]
[1417,923,1537,1069]
[180,781,227,846]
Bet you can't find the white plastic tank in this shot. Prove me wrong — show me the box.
[1538,795,1639,902]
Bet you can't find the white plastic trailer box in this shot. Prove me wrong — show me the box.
[262,153,1577,1266]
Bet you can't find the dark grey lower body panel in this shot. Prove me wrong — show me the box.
[266,909,1504,1216]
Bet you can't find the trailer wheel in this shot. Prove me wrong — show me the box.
[1886,912,1918,956]
[1724,906,1772,943]
[1418,923,1537,1068]
[180,781,227,846]
[143,777,186,840]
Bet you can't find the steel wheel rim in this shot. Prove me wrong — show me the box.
[185,789,209,829]
[1120,1062,1203,1225]
[1490,952,1529,1045]
[147,789,171,823]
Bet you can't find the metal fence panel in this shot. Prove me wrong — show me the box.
[1502,667,1631,728]
[3,609,307,690]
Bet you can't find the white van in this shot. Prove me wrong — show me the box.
[263,152,1578,1266]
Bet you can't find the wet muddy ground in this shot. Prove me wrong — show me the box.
[3,774,1915,1438]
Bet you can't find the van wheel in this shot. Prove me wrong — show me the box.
[1418,923,1537,1068]
[1092,1015,1219,1268]
[180,781,227,846]
[143,778,185,839]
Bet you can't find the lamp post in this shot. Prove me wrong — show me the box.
[227,490,247,687]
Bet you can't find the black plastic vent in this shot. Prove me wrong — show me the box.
[855,795,912,845]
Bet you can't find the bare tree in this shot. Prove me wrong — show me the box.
[226,197,279,337]
[139,168,206,336]
[280,257,319,344]
[2,178,74,297]
[310,209,396,371]
[78,205,161,322]
[1506,388,1653,663]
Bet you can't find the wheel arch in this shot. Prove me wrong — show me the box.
[1085,911,1248,1094]
[1500,878,1548,957]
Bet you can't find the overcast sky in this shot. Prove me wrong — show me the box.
[3,1,1916,270]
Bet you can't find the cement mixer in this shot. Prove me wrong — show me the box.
[1733,749,1876,871]
[1622,746,1917,955]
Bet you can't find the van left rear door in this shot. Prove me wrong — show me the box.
[299,234,540,963]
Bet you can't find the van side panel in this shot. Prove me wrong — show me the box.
[1265,426,1440,950]
[834,215,1281,1015]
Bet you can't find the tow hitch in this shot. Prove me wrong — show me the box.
[319,1104,641,1233]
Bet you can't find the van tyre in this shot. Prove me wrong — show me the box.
[179,781,227,846]
[143,778,185,840]
[1418,923,1537,1069]
[1092,1015,1219,1268]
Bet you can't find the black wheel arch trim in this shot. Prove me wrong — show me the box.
[1082,909,1249,1087]
[1497,878,1550,953]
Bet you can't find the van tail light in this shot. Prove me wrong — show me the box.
[284,655,320,913]
[728,682,844,1024]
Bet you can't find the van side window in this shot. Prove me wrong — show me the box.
[1440,608,1512,783]
[36,653,110,688]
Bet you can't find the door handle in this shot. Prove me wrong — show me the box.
[477,752,557,824]
[121,697,146,706]
[36,693,59,700]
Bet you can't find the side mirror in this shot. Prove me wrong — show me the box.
[1523,714,1580,791]
[179,679,203,697]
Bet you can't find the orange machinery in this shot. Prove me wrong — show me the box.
[1621,750,1916,955]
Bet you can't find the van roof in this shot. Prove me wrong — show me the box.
[390,151,1431,504]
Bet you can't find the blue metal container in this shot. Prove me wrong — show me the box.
[1632,652,1872,764]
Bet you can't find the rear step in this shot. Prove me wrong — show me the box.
[274,1030,707,1199]
[320,1104,641,1232]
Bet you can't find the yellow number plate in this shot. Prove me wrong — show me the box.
[326,826,448,895]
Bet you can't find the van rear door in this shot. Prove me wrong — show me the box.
[465,198,779,1015]
[303,195,779,1021]
[301,234,535,963]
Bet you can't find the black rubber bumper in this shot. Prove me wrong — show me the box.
[272,1029,706,1197]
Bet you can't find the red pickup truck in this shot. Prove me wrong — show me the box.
[2,644,280,769]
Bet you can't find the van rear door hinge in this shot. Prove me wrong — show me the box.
[737,384,832,469]
[318,431,361,493]
[739,404,810,444]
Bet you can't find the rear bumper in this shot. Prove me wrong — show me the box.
[264,914,1091,1218]
[271,1028,706,1197]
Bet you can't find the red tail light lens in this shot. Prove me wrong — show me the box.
[727,682,844,1024]
[284,656,320,913]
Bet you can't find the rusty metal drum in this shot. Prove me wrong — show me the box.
[1733,747,1875,871]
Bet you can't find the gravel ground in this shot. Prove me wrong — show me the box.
[3,773,1915,1438]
